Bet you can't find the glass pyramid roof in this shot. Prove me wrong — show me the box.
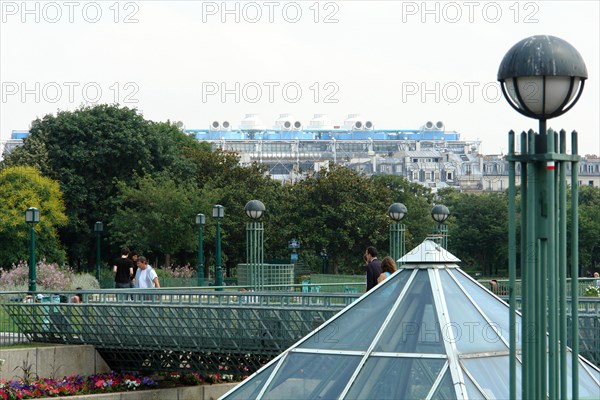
[222,240,600,399]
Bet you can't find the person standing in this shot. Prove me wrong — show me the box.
[134,256,160,289]
[128,251,139,288]
[365,246,382,291]
[377,256,397,284]
[113,247,134,289]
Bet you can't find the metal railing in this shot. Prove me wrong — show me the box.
[1,286,598,374]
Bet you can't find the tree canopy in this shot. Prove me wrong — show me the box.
[0,166,68,267]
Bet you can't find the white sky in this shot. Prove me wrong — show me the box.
[1,0,598,155]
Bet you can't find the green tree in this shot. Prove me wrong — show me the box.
[438,189,508,276]
[110,172,201,268]
[576,186,600,273]
[1,105,202,269]
[281,164,389,274]
[0,166,68,267]
[370,174,434,251]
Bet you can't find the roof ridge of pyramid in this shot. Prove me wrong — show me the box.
[397,239,461,264]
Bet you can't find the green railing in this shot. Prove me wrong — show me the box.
[480,277,599,297]
[0,288,359,374]
[1,286,598,375]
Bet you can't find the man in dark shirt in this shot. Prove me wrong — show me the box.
[113,247,134,289]
[365,246,382,291]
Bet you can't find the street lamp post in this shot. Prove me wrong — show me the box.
[212,205,225,290]
[320,249,328,274]
[388,203,407,263]
[430,204,449,249]
[94,221,103,282]
[196,213,205,286]
[244,200,265,291]
[498,35,587,400]
[25,207,40,293]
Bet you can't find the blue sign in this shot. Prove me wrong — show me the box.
[288,239,300,249]
[291,252,298,262]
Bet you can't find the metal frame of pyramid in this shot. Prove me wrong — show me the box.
[221,240,600,400]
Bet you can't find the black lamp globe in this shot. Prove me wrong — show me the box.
[244,200,266,219]
[431,204,450,224]
[498,35,587,120]
[388,203,408,222]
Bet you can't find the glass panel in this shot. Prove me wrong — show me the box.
[223,362,276,400]
[451,269,522,348]
[374,270,445,353]
[345,357,445,400]
[462,356,521,399]
[299,270,410,351]
[462,371,486,400]
[439,270,508,353]
[261,353,360,400]
[565,351,600,399]
[430,370,458,400]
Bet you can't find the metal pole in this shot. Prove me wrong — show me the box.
[95,231,101,282]
[507,130,516,400]
[524,129,536,400]
[28,224,36,293]
[558,129,568,399]
[198,223,204,286]
[546,124,557,400]
[215,218,223,290]
[570,130,579,400]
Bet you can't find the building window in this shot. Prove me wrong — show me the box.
[589,180,594,186]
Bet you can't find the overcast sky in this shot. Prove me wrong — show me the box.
[1,0,598,155]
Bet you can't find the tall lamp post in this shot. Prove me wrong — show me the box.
[212,205,225,290]
[244,200,265,291]
[320,249,328,274]
[498,35,587,400]
[25,207,40,293]
[388,203,407,263]
[196,213,205,286]
[94,221,103,282]
[430,204,449,249]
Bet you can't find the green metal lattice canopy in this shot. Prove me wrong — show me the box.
[221,240,600,400]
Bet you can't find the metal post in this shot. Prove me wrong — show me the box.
[570,130,579,400]
[28,224,36,293]
[198,222,204,286]
[95,230,101,282]
[506,126,580,400]
[215,218,223,290]
[246,221,264,291]
[389,223,405,262]
[507,130,516,400]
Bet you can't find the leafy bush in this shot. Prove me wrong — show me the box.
[0,260,74,291]
[169,264,195,279]
[583,286,600,297]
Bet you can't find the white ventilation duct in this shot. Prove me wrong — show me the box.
[364,121,374,130]
[293,121,302,130]
[344,114,365,130]
[435,121,445,131]
[275,113,294,130]
[210,121,220,131]
[423,121,435,130]
[222,121,231,130]
[308,114,333,130]
[240,114,266,131]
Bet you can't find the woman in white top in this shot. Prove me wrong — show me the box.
[377,256,397,284]
[134,256,160,288]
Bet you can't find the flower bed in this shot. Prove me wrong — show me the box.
[0,371,241,399]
